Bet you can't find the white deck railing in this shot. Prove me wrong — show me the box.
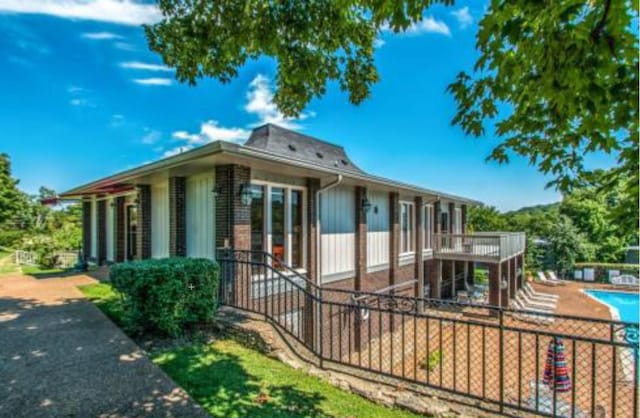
[433,232,525,261]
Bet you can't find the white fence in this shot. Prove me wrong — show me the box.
[14,250,78,268]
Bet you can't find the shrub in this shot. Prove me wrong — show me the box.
[110,258,219,336]
[421,349,443,372]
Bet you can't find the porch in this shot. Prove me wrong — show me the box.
[433,232,526,263]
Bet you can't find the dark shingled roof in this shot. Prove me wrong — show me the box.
[244,124,365,174]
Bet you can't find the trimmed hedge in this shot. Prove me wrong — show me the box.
[110,258,219,336]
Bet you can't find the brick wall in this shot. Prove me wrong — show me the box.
[115,196,125,262]
[136,185,152,259]
[82,199,92,262]
[215,164,251,250]
[97,199,107,265]
[169,176,186,257]
[355,186,367,292]
[414,196,424,299]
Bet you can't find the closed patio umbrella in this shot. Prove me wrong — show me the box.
[543,337,572,392]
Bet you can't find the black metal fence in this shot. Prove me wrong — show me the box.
[218,249,639,417]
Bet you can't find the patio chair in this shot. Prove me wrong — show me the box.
[515,293,555,313]
[612,274,639,287]
[464,281,485,300]
[519,290,556,310]
[523,283,560,302]
[456,291,471,304]
[537,271,562,286]
[546,271,567,284]
[512,300,554,325]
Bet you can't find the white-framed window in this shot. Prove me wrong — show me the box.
[400,201,414,254]
[423,204,434,249]
[454,207,462,234]
[250,180,306,270]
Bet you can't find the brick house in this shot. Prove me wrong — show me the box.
[61,124,525,307]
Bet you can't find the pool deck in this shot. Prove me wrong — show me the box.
[531,279,639,321]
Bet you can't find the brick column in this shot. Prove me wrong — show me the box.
[508,257,516,300]
[97,199,107,265]
[519,253,525,289]
[448,202,455,233]
[306,178,320,284]
[136,185,152,260]
[82,199,92,262]
[414,196,424,300]
[115,196,125,262]
[488,262,501,307]
[461,204,467,234]
[434,201,441,234]
[389,192,400,289]
[355,187,368,292]
[169,176,186,257]
[215,165,251,250]
[427,259,440,298]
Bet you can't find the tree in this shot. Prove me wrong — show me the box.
[447,1,638,231]
[0,153,27,227]
[545,216,590,277]
[145,0,454,117]
[467,205,507,232]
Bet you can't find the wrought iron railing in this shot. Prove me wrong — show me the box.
[217,248,639,418]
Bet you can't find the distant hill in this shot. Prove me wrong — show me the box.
[505,202,560,216]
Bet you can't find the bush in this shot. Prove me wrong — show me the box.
[110,258,219,336]
[421,349,443,372]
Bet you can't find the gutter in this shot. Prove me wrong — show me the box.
[315,175,343,284]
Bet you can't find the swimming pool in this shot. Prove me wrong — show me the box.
[584,289,639,324]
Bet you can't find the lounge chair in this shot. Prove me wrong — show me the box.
[515,293,555,312]
[512,300,554,324]
[611,274,640,287]
[546,271,567,284]
[524,282,559,302]
[519,290,556,310]
[537,271,562,286]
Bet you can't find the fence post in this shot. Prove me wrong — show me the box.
[499,308,504,414]
[318,287,324,369]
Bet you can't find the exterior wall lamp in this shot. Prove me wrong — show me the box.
[211,185,222,198]
[239,183,253,206]
[500,277,508,290]
[362,195,372,214]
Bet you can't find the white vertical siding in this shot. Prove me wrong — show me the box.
[151,182,169,258]
[90,197,97,259]
[320,186,355,282]
[186,174,215,259]
[366,190,389,269]
[106,197,114,262]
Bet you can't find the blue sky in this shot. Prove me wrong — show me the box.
[0,1,616,211]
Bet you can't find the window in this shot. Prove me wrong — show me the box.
[454,207,462,234]
[291,190,303,268]
[424,204,434,249]
[249,182,305,270]
[126,205,137,260]
[440,211,449,234]
[400,202,414,254]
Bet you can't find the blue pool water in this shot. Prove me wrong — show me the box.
[584,290,639,324]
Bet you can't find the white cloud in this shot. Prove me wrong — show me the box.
[120,61,171,72]
[141,129,162,144]
[245,74,311,129]
[406,16,451,36]
[172,121,250,145]
[163,73,314,159]
[451,7,473,29]
[373,38,385,48]
[110,114,124,127]
[114,41,136,51]
[67,85,94,107]
[133,77,172,86]
[81,31,122,40]
[0,0,162,26]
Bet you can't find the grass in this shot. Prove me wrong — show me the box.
[152,340,421,418]
[79,283,421,418]
[21,265,70,277]
[77,283,126,327]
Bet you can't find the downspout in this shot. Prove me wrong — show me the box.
[315,174,343,283]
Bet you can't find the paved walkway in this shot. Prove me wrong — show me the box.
[0,274,208,417]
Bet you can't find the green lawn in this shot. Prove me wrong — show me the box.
[21,265,70,277]
[78,283,421,418]
[77,283,126,327]
[152,340,421,418]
